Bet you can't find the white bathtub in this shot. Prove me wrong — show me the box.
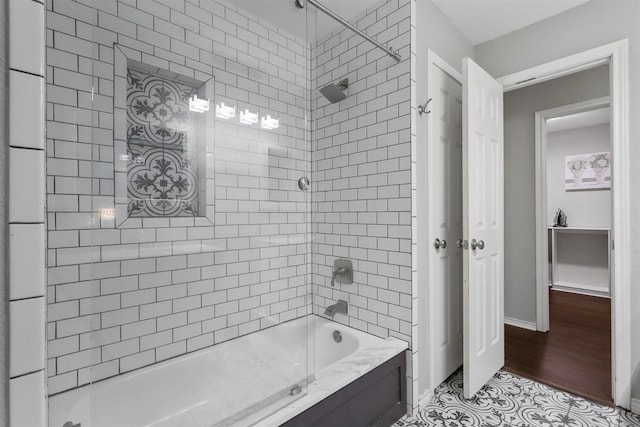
[49,315,407,427]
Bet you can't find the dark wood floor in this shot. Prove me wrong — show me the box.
[504,289,612,406]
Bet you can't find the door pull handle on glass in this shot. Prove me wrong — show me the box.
[434,238,447,249]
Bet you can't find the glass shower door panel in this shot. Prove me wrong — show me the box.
[75,0,313,426]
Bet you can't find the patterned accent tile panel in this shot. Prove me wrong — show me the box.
[126,68,198,217]
[394,370,640,426]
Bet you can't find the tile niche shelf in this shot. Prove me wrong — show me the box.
[548,226,611,297]
[113,44,216,228]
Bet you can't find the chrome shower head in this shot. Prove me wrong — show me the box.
[319,78,349,103]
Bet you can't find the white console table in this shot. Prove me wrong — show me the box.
[548,227,611,297]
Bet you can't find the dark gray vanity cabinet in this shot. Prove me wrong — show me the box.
[281,351,407,427]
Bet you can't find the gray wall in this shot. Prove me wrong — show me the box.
[416,0,474,73]
[476,0,640,400]
[0,0,7,423]
[501,65,609,324]
[547,123,611,228]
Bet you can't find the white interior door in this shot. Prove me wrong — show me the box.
[428,53,464,389]
[462,57,504,399]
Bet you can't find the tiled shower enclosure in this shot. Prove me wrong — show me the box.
[44,0,414,424]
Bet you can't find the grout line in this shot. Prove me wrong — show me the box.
[8,68,44,78]
[9,295,45,303]
[9,368,45,381]
[9,146,45,152]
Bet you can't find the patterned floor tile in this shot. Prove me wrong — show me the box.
[395,370,640,427]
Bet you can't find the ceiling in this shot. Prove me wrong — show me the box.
[546,107,610,134]
[230,0,591,46]
[431,0,591,45]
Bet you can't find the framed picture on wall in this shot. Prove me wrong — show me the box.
[565,151,611,190]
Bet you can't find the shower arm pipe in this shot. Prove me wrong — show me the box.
[303,0,401,62]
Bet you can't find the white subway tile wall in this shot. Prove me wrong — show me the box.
[311,0,413,394]
[312,0,411,342]
[46,0,312,395]
[310,0,419,414]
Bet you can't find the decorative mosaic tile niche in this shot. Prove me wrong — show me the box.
[112,45,215,227]
[126,68,199,217]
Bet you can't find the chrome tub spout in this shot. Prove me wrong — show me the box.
[324,300,348,318]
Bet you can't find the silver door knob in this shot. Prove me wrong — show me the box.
[434,238,447,250]
[456,239,464,248]
[470,239,485,250]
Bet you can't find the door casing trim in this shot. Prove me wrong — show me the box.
[418,39,631,408]
[533,96,610,332]
[498,39,630,408]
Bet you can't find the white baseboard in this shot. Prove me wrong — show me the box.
[418,390,434,409]
[552,281,610,298]
[631,398,640,415]
[505,316,537,331]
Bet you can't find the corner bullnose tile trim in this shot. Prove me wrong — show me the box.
[9,370,46,427]
[7,0,47,425]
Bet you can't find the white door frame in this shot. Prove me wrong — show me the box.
[497,39,630,408]
[533,96,610,333]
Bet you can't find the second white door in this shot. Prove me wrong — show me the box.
[462,57,505,399]
[428,51,464,389]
